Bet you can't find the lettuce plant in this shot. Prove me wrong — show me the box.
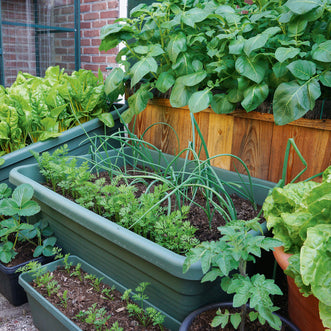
[100,0,330,125]
[263,165,331,329]
[0,183,57,264]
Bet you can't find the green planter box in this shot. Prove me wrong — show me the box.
[10,147,275,329]
[19,255,175,331]
[0,103,127,187]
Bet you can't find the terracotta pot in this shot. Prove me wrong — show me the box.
[273,246,324,331]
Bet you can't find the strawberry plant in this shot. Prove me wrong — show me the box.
[0,183,57,264]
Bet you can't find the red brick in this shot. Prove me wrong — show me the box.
[81,55,91,62]
[82,47,100,54]
[108,1,119,9]
[92,3,107,11]
[83,64,101,72]
[91,39,101,46]
[80,4,91,13]
[100,11,118,19]
[84,30,100,38]
[80,22,91,29]
[80,39,91,46]
[91,56,107,63]
[92,20,108,28]
[83,12,99,21]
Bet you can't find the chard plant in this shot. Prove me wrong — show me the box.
[0,183,57,264]
[0,65,119,159]
[100,0,330,125]
[183,218,283,330]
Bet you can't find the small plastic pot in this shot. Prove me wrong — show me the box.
[179,302,300,331]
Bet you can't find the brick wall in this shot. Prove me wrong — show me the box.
[80,0,119,76]
[1,0,120,86]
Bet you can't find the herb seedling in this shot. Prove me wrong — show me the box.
[85,274,104,292]
[75,303,111,331]
[63,253,73,273]
[108,321,123,331]
[122,282,165,329]
[58,290,69,309]
[184,218,283,330]
[70,263,82,281]
[101,286,116,301]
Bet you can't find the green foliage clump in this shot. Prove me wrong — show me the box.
[184,218,283,330]
[263,165,331,329]
[100,0,330,125]
[0,183,57,264]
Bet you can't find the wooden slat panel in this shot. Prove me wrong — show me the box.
[129,99,330,183]
[230,116,274,180]
[270,125,331,183]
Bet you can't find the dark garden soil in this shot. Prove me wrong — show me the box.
[3,241,37,268]
[31,265,169,331]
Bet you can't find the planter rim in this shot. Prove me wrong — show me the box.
[9,147,274,280]
[179,302,300,331]
[273,246,293,272]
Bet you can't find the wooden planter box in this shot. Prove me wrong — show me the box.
[129,99,330,183]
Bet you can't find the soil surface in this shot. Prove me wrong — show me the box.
[32,265,169,331]
[3,241,38,268]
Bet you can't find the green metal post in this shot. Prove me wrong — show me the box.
[0,0,5,86]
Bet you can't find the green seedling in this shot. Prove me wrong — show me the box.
[122,282,165,329]
[75,303,111,331]
[70,263,82,281]
[108,321,123,331]
[101,286,116,301]
[63,253,73,273]
[58,290,69,309]
[46,280,60,297]
[184,218,283,330]
[84,274,104,292]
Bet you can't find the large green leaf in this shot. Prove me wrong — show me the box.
[320,71,331,87]
[284,0,322,15]
[275,47,300,63]
[211,94,236,114]
[104,67,125,104]
[242,83,269,112]
[229,36,245,55]
[273,81,312,125]
[235,56,267,84]
[179,71,207,87]
[124,84,153,123]
[287,60,316,80]
[155,72,175,93]
[130,57,158,88]
[98,113,114,128]
[288,16,308,37]
[312,40,331,63]
[181,7,210,27]
[188,90,212,113]
[244,34,269,57]
[167,32,187,63]
[169,82,191,107]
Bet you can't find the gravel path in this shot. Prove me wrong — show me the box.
[0,293,38,331]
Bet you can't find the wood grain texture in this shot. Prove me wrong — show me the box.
[129,99,331,183]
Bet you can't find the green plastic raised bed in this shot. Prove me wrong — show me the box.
[19,255,176,331]
[10,147,276,328]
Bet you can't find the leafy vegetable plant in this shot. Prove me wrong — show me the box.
[0,183,57,264]
[100,0,330,125]
[183,218,283,330]
[0,66,119,157]
[263,165,331,329]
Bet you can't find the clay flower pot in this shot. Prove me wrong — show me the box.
[273,246,324,331]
